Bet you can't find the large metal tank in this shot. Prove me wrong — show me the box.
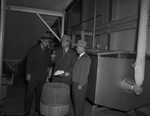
[87,50,150,111]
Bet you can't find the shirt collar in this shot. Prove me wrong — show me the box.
[79,52,85,58]
[40,44,44,50]
[64,47,69,53]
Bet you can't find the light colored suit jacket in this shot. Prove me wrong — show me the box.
[72,52,91,86]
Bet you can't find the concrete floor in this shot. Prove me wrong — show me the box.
[1,77,92,116]
[1,76,150,116]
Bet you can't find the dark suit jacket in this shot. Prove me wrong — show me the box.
[72,52,91,86]
[26,43,52,81]
[53,48,77,76]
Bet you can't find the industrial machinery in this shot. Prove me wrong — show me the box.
[87,50,150,112]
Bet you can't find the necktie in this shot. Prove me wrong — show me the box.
[43,47,45,52]
[63,49,67,57]
[64,49,67,53]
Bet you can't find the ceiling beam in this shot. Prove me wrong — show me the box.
[37,13,61,41]
[6,5,65,17]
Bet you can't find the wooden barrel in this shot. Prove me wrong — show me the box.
[40,82,70,116]
[40,102,69,116]
[1,74,7,107]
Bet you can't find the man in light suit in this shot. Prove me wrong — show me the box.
[72,40,91,116]
[24,33,52,116]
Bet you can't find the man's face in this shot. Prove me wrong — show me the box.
[61,40,69,48]
[76,46,84,54]
[41,39,50,47]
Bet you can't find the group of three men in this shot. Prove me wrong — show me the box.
[24,34,91,116]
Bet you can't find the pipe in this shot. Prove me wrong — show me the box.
[81,31,85,40]
[121,78,143,95]
[95,15,137,32]
[95,22,136,35]
[134,0,150,87]
[121,0,150,95]
[92,0,97,49]
[0,0,6,110]
[6,5,65,17]
[121,78,135,93]
[61,16,65,38]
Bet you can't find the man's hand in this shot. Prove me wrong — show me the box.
[64,71,70,77]
[26,74,31,81]
[78,85,82,90]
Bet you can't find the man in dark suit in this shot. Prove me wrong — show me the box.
[72,40,91,116]
[51,35,77,116]
[52,34,77,85]
[24,33,52,116]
